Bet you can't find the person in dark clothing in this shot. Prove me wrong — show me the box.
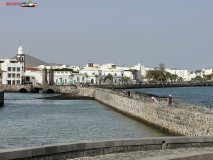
[168,95,172,106]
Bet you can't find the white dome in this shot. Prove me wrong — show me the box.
[18,45,24,55]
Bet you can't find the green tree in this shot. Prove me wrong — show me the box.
[177,77,183,83]
[104,74,113,84]
[191,76,203,82]
[158,63,166,72]
[121,76,130,84]
[203,74,213,81]
[170,74,178,83]
[94,74,99,84]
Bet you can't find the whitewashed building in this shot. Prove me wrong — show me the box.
[166,69,191,81]
[201,68,213,76]
[24,67,42,84]
[79,62,102,84]
[0,59,24,85]
[54,71,86,85]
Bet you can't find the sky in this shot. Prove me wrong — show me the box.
[0,0,213,71]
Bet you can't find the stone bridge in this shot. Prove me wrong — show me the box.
[0,84,78,94]
[42,85,77,94]
[0,84,38,93]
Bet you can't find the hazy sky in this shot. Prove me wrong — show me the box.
[0,0,213,71]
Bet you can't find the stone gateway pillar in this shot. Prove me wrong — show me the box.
[42,68,48,85]
[49,68,54,85]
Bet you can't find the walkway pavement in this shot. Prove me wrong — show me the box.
[72,147,213,160]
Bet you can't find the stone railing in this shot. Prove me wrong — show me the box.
[1,136,213,160]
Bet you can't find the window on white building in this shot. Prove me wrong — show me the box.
[17,74,20,78]
[17,67,20,72]
[8,67,11,71]
[8,74,11,78]
[13,67,16,71]
[7,80,11,85]
[17,80,20,85]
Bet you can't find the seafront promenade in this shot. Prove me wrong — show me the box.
[73,146,213,160]
[2,136,213,160]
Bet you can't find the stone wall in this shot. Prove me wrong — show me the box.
[92,88,213,136]
[0,90,4,106]
[0,85,33,92]
[1,137,213,160]
[77,88,95,97]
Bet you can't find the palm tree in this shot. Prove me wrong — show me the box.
[165,72,171,83]
[171,74,178,83]
[121,76,130,85]
[159,63,166,72]
[178,77,183,83]
[104,74,113,84]
[94,74,99,84]
[69,73,74,85]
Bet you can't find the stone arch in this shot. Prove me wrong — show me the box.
[19,88,28,93]
[46,89,54,93]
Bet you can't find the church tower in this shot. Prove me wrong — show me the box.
[16,45,25,72]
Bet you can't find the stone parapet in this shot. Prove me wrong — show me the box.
[1,137,213,160]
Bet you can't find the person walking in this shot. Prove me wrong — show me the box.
[152,97,158,104]
[168,95,172,106]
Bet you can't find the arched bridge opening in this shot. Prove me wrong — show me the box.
[46,89,55,93]
[19,88,28,93]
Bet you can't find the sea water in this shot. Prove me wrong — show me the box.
[129,86,213,107]
[0,92,167,149]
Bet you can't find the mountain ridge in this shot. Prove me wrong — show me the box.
[12,54,63,67]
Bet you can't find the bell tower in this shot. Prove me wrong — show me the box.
[16,45,25,72]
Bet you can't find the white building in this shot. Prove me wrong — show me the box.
[201,68,213,76]
[54,71,86,85]
[0,59,24,85]
[166,69,191,81]
[80,62,102,84]
[24,67,42,84]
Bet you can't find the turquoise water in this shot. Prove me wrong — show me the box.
[0,93,167,149]
[129,86,213,107]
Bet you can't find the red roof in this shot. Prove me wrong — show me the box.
[25,67,41,71]
[0,69,5,72]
